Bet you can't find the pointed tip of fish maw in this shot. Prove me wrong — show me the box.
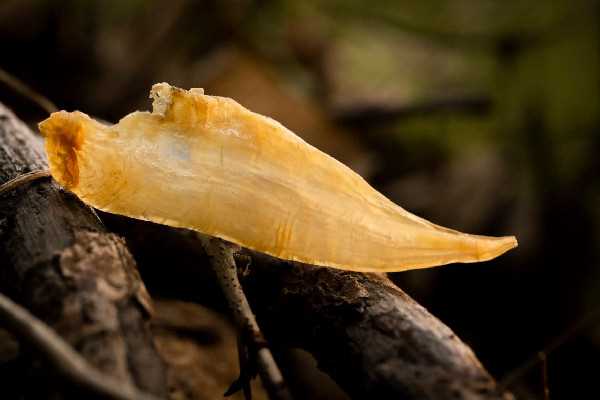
[382,234,519,273]
[474,235,518,262]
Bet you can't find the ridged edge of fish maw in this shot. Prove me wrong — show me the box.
[39,111,85,190]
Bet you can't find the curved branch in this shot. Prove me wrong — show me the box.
[244,252,513,400]
[0,102,167,398]
[0,292,162,400]
[101,217,513,400]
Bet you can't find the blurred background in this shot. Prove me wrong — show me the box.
[0,1,598,399]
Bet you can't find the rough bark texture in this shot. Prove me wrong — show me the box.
[0,103,167,398]
[101,216,513,400]
[245,253,513,400]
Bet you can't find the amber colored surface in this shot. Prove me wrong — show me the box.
[38,83,517,272]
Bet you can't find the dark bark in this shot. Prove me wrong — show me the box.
[101,216,513,400]
[245,253,513,400]
[0,103,167,398]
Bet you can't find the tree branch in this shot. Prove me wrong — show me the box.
[198,235,292,400]
[101,217,514,400]
[0,67,58,114]
[0,102,167,398]
[0,292,162,400]
[244,252,513,400]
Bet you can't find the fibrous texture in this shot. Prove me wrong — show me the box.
[39,83,517,272]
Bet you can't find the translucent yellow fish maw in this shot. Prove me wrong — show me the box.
[38,83,517,272]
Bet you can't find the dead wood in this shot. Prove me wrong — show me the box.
[0,291,162,400]
[198,235,291,400]
[0,103,167,398]
[101,217,514,400]
[245,252,513,400]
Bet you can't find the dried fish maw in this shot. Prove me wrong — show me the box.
[39,83,517,272]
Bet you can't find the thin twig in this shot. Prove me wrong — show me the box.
[538,352,550,400]
[501,307,600,389]
[198,234,292,400]
[0,170,51,196]
[0,67,58,114]
[0,292,163,400]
